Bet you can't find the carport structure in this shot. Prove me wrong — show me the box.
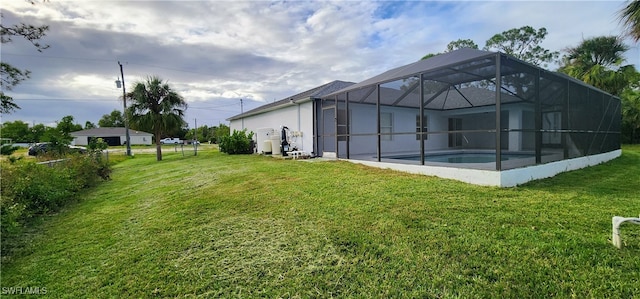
[316,48,621,186]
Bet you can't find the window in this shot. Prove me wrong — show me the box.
[380,112,393,141]
[416,114,428,140]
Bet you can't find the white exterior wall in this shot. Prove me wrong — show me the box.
[72,136,89,146]
[125,135,152,145]
[345,149,621,187]
[346,103,480,155]
[229,101,314,153]
[439,105,495,150]
[343,102,537,156]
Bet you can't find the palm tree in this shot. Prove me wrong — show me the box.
[619,0,640,42]
[622,89,640,143]
[558,36,634,96]
[127,76,187,161]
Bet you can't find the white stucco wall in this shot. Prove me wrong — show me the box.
[344,103,512,156]
[499,149,622,187]
[72,136,88,146]
[340,102,538,156]
[229,101,314,153]
[344,149,621,187]
[345,104,450,156]
[126,135,152,145]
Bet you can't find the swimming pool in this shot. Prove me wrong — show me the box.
[385,152,533,163]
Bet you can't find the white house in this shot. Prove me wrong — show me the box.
[71,127,153,146]
[227,49,621,187]
[228,80,354,155]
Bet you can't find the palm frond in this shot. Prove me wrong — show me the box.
[619,0,640,42]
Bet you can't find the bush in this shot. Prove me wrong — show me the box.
[66,155,112,188]
[0,196,25,236]
[219,129,255,154]
[86,138,111,178]
[0,154,112,253]
[0,144,20,155]
[2,162,76,215]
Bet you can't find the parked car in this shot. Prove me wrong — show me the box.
[160,138,182,144]
[28,142,87,156]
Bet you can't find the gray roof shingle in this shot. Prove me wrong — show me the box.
[227,80,354,120]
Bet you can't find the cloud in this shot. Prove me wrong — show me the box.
[1,0,633,128]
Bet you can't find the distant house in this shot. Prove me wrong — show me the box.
[70,127,153,146]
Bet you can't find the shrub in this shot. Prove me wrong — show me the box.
[86,138,111,178]
[87,137,108,153]
[0,195,25,236]
[219,129,255,154]
[65,155,111,188]
[0,154,112,253]
[7,156,22,163]
[0,144,20,155]
[1,162,75,216]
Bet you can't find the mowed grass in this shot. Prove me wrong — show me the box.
[2,145,639,298]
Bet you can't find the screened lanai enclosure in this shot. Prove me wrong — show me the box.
[315,48,620,177]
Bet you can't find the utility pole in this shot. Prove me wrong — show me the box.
[240,98,244,130]
[118,61,132,156]
[194,118,198,156]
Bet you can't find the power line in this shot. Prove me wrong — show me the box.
[126,62,214,76]
[2,53,114,63]
[13,98,120,102]
[3,52,216,76]
[189,102,239,109]
[11,99,245,115]
[188,107,239,113]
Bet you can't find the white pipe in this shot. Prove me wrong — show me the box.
[612,216,640,248]
[297,102,303,150]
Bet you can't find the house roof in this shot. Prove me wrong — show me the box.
[326,48,497,97]
[227,80,355,121]
[70,127,153,137]
[323,48,617,109]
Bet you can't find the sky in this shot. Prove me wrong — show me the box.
[1,0,638,129]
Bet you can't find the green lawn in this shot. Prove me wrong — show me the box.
[2,146,639,297]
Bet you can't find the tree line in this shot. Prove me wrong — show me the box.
[0,114,230,147]
[420,24,640,143]
[2,1,640,145]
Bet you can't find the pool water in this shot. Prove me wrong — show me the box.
[387,153,532,163]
